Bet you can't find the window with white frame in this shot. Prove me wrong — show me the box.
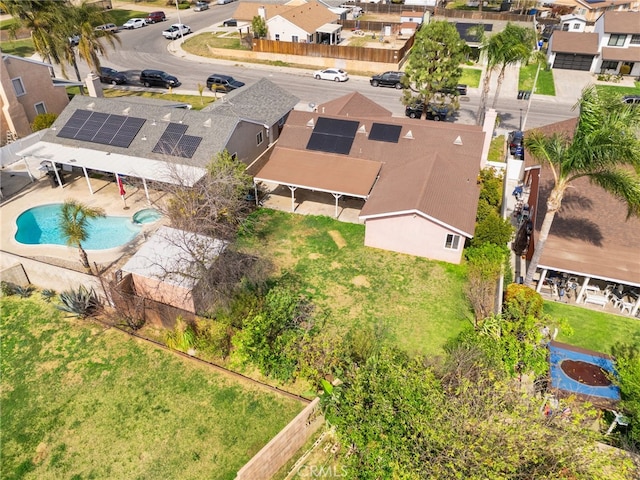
[444,234,460,250]
[631,34,640,45]
[292,35,298,43]
[12,77,26,96]
[608,34,626,46]
[34,102,47,115]
[256,131,263,146]
[572,23,580,30]
[601,60,618,71]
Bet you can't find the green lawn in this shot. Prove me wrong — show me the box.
[460,67,482,88]
[544,301,640,353]
[0,296,303,480]
[519,64,556,96]
[487,134,506,162]
[0,38,34,57]
[595,83,640,98]
[238,210,473,356]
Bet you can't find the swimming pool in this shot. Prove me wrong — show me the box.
[15,204,142,250]
[132,208,162,224]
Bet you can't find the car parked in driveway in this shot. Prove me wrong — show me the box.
[206,74,245,92]
[122,18,146,29]
[313,68,349,82]
[508,130,524,156]
[99,67,127,85]
[405,102,450,121]
[194,1,209,11]
[162,24,191,40]
[222,18,238,27]
[146,11,166,24]
[140,69,181,88]
[370,71,405,89]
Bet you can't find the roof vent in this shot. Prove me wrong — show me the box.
[404,130,414,139]
[87,102,95,110]
[122,107,130,116]
[358,125,367,134]
[162,113,171,121]
[306,118,314,128]
[203,118,212,128]
[453,135,463,145]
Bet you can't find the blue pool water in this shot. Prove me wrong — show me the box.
[132,208,162,224]
[15,204,142,250]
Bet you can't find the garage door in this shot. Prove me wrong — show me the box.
[553,53,593,71]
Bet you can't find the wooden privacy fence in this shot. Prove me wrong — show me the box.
[433,7,533,22]
[252,35,415,64]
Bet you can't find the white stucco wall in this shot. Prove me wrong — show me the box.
[266,16,310,42]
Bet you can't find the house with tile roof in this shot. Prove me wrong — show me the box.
[233,1,340,44]
[254,92,486,264]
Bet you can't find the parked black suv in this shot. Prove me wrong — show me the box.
[370,71,405,89]
[508,130,524,156]
[140,69,181,88]
[438,84,468,96]
[405,102,449,121]
[99,67,127,85]
[206,74,245,92]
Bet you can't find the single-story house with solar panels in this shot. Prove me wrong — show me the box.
[16,78,298,195]
[254,92,486,264]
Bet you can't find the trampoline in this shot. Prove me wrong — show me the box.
[548,341,620,403]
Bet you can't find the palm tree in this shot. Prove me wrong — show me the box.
[59,200,106,272]
[474,28,503,126]
[490,24,536,109]
[523,86,640,286]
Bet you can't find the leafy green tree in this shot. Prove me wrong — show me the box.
[611,342,640,447]
[58,199,106,271]
[403,20,467,108]
[472,211,513,247]
[31,112,57,131]
[523,86,640,285]
[251,15,267,38]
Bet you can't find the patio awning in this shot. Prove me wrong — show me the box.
[316,23,342,34]
[601,47,640,62]
[17,141,206,187]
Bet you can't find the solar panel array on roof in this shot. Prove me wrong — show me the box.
[152,122,203,159]
[369,123,402,143]
[306,117,359,155]
[57,109,145,148]
[455,23,492,42]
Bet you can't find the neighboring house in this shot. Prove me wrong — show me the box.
[547,30,599,71]
[119,226,226,314]
[547,0,639,24]
[400,11,426,25]
[254,92,486,264]
[16,78,298,194]
[548,10,640,75]
[233,1,340,44]
[559,13,587,32]
[0,54,74,143]
[593,10,640,76]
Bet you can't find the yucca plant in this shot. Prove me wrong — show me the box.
[1,281,17,296]
[57,285,101,318]
[41,289,57,302]
[14,285,36,298]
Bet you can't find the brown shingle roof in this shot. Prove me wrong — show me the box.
[601,47,640,62]
[603,10,640,34]
[318,92,393,118]
[232,2,294,21]
[278,1,338,33]
[524,119,640,286]
[550,31,599,55]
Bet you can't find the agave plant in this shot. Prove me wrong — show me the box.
[57,285,101,318]
[14,285,36,298]
[41,289,57,302]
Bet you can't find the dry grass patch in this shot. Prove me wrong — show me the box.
[351,275,370,288]
[328,230,346,248]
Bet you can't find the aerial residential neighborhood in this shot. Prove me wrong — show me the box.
[1,0,640,478]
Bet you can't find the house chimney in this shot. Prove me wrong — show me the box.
[258,6,266,19]
[85,72,104,98]
[480,108,498,168]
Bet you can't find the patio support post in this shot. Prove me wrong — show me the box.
[576,276,591,304]
[22,157,35,182]
[82,167,94,195]
[288,186,297,212]
[332,193,342,218]
[142,178,150,203]
[631,297,640,317]
[50,161,63,188]
[536,268,548,292]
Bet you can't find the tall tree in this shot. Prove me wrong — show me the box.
[403,20,467,108]
[474,26,502,125]
[523,87,640,286]
[58,199,106,272]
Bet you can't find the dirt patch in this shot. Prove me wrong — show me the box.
[560,360,612,387]
[351,275,370,288]
[330,261,341,269]
[308,253,322,260]
[33,442,49,464]
[328,230,346,249]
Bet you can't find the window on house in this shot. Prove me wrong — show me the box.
[562,24,569,31]
[292,35,298,43]
[256,131,263,146]
[444,234,460,250]
[608,34,626,46]
[572,23,580,30]
[275,34,280,41]
[34,102,47,115]
[601,60,618,71]
[12,77,25,96]
[631,34,640,45]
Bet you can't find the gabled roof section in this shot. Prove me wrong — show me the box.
[576,0,635,11]
[550,31,599,55]
[232,2,294,21]
[205,78,299,126]
[603,10,640,34]
[317,92,393,118]
[2,53,53,68]
[277,1,339,33]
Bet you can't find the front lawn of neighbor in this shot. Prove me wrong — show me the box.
[519,64,556,96]
[544,301,640,353]
[1,296,304,480]
[238,210,473,356]
[596,83,640,98]
[460,67,482,88]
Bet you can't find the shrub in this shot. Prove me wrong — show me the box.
[57,285,101,318]
[31,113,58,132]
[41,289,57,302]
[471,211,513,247]
[166,316,197,353]
[194,318,233,359]
[13,285,35,298]
[1,281,17,296]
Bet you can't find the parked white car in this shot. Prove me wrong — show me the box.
[194,1,210,11]
[122,18,147,29]
[162,24,192,40]
[313,68,349,82]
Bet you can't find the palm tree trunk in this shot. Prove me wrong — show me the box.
[524,186,566,286]
[476,69,493,126]
[78,244,90,270]
[491,67,506,110]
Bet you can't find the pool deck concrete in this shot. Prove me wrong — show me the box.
[0,162,168,273]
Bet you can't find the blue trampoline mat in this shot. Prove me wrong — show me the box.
[549,342,620,401]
